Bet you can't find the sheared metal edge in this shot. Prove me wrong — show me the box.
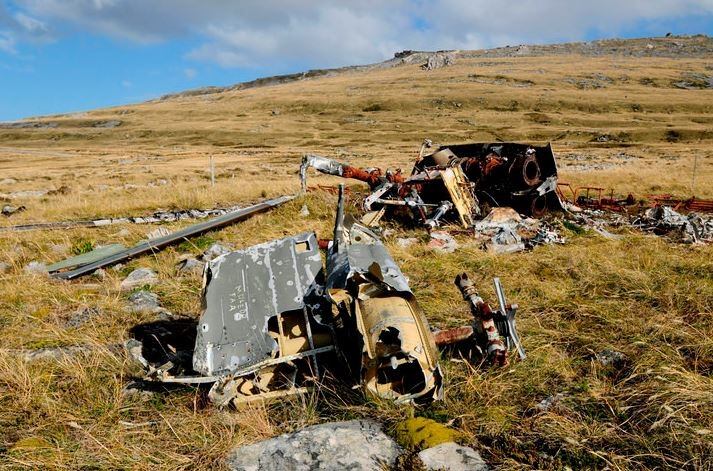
[327,185,443,404]
[193,231,325,377]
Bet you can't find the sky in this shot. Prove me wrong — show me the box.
[0,0,712,121]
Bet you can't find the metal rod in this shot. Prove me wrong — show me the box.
[51,195,294,280]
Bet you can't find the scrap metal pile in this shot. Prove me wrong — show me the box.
[130,186,524,407]
[301,140,563,230]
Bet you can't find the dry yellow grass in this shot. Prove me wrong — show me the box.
[0,36,711,470]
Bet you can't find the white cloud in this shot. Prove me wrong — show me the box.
[7,0,713,65]
[183,67,197,79]
[121,79,132,87]
[0,33,16,54]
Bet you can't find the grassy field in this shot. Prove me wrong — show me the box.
[1,36,712,470]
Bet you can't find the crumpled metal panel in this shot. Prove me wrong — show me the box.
[193,232,324,376]
[327,185,443,404]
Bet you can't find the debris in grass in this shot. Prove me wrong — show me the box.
[428,231,458,253]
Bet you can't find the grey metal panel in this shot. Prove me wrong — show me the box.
[51,195,294,279]
[193,232,323,376]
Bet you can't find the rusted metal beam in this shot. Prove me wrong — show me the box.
[51,195,294,280]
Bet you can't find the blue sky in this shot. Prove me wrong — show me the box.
[1,0,712,121]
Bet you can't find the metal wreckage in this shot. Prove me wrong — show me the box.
[132,186,525,406]
[300,140,563,229]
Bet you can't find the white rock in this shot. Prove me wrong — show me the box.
[202,243,231,261]
[121,268,158,290]
[126,290,161,312]
[226,420,402,471]
[418,442,489,471]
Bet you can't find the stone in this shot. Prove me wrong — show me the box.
[299,204,310,217]
[0,262,10,274]
[201,243,231,261]
[0,178,17,185]
[423,52,456,70]
[225,420,402,471]
[536,393,566,412]
[2,204,25,216]
[24,261,48,275]
[595,349,627,367]
[121,268,158,290]
[177,257,204,274]
[396,237,418,249]
[126,290,161,312]
[66,306,101,328]
[428,231,458,253]
[418,442,489,471]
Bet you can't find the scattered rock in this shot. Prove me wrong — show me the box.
[121,268,158,290]
[201,243,231,261]
[93,120,122,128]
[24,261,48,275]
[428,231,458,253]
[91,268,107,280]
[423,52,456,70]
[176,257,204,274]
[225,420,402,471]
[66,306,101,328]
[117,229,131,237]
[418,442,489,471]
[536,393,567,412]
[396,237,418,249]
[299,204,310,217]
[126,290,161,312]
[595,349,627,367]
[1,204,25,216]
[0,178,17,185]
[0,262,10,274]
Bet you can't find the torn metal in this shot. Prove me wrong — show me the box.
[326,184,443,404]
[633,206,713,244]
[132,187,443,406]
[197,232,334,406]
[300,140,562,230]
[435,273,524,366]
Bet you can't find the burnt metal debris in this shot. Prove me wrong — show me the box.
[434,274,524,366]
[326,184,443,403]
[134,185,447,406]
[301,140,563,229]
